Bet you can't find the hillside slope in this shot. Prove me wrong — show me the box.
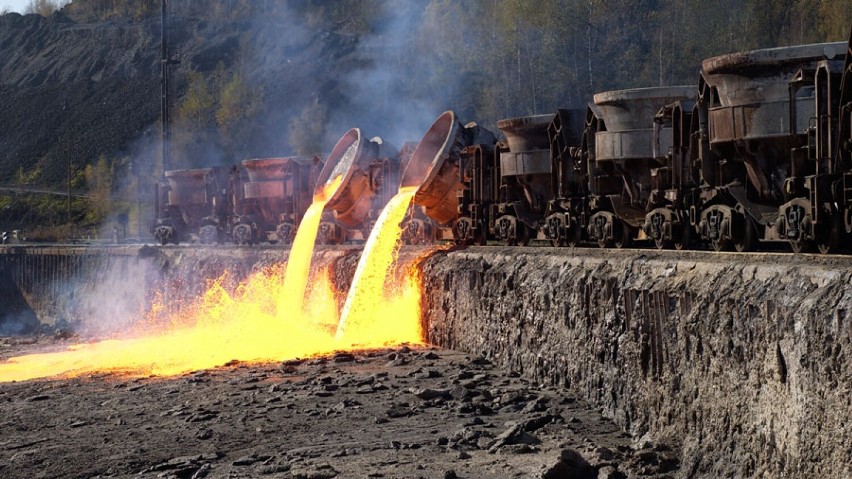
[0,10,356,187]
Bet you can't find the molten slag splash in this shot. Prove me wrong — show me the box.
[0,266,342,382]
[336,187,422,345]
[0,176,426,383]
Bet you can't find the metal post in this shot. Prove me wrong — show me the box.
[67,159,72,225]
[161,0,171,175]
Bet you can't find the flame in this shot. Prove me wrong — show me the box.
[0,266,342,382]
[0,175,429,383]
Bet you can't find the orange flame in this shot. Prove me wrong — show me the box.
[0,176,430,383]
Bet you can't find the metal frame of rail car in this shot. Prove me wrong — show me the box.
[583,103,632,248]
[359,155,403,241]
[587,86,696,249]
[838,27,852,245]
[452,143,497,245]
[152,167,235,245]
[233,157,323,245]
[775,29,852,254]
[400,111,497,243]
[403,142,497,246]
[777,56,849,253]
[316,130,400,245]
[543,109,588,247]
[643,100,698,250]
[695,42,847,252]
[491,115,555,246]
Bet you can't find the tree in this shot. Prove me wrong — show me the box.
[25,0,68,16]
[84,154,113,224]
[289,99,328,156]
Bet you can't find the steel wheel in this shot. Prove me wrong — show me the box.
[817,215,843,255]
[516,223,531,247]
[711,237,730,252]
[734,218,757,252]
[613,222,632,249]
[789,236,813,254]
[473,224,487,246]
[674,226,691,251]
[566,226,582,247]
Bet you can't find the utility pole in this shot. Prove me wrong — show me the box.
[67,159,72,225]
[161,0,179,176]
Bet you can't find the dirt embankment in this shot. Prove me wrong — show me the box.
[422,247,852,477]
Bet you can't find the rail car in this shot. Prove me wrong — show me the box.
[231,156,323,245]
[694,41,850,252]
[398,31,852,254]
[152,166,236,245]
[315,128,405,245]
[151,28,852,255]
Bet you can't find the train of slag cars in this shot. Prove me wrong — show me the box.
[152,33,852,254]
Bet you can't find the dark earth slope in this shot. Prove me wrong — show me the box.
[0,10,356,186]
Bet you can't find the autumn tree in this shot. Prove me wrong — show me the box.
[84,154,113,224]
[25,0,67,16]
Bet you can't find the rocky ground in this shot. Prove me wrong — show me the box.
[0,337,679,479]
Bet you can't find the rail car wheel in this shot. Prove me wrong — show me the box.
[673,226,691,251]
[817,215,843,255]
[517,224,531,246]
[473,228,487,246]
[504,224,527,246]
[734,217,757,253]
[470,219,487,246]
[613,222,632,249]
[710,236,730,252]
[550,237,567,247]
[789,237,812,253]
[653,236,671,250]
[565,226,582,248]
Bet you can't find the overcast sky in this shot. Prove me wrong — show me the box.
[0,0,31,13]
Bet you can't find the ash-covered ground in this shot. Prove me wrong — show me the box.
[0,338,679,479]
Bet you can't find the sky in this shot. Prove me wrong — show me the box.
[0,0,30,13]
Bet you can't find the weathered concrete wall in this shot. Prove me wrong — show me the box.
[421,247,852,478]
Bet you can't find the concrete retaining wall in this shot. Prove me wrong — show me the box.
[421,247,852,477]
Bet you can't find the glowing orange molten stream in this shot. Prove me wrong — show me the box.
[336,186,423,346]
[0,175,428,383]
[278,175,343,316]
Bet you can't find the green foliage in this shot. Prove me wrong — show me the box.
[178,71,215,130]
[216,72,255,137]
[83,154,113,224]
[15,166,41,186]
[0,193,88,239]
[289,100,328,156]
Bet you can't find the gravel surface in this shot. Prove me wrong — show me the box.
[0,339,679,479]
